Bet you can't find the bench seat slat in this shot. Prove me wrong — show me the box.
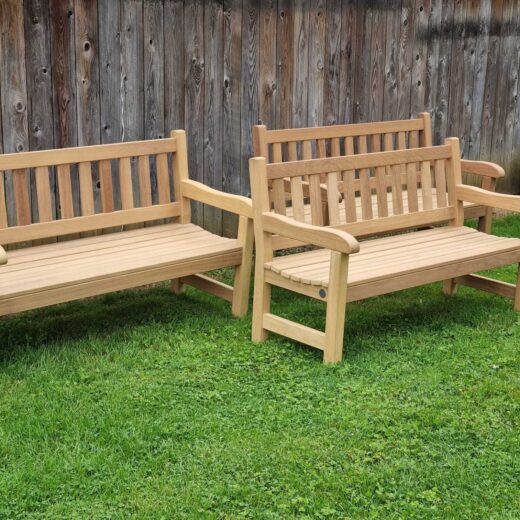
[0,223,241,300]
[266,227,520,288]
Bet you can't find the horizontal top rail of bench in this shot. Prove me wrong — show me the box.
[264,145,452,180]
[0,138,176,170]
[263,118,425,144]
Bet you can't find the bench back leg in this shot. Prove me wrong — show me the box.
[171,279,186,295]
[515,264,520,312]
[442,278,458,296]
[324,251,349,364]
[232,216,254,317]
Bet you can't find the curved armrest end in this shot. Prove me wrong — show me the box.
[182,179,253,218]
[262,212,359,255]
[460,159,505,180]
[0,246,7,266]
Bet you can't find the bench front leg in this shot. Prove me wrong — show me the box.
[232,216,254,317]
[324,251,349,364]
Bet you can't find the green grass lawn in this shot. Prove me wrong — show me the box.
[0,217,519,519]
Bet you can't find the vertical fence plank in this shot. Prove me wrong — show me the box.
[383,0,402,121]
[0,0,30,229]
[185,0,205,223]
[99,0,122,144]
[491,0,518,193]
[479,0,503,164]
[396,0,413,119]
[164,0,185,134]
[50,0,77,149]
[338,0,357,124]
[222,0,242,236]
[308,0,326,126]
[144,0,164,141]
[369,1,387,122]
[353,5,372,122]
[432,0,455,145]
[324,0,342,126]
[468,0,491,161]
[259,0,277,128]
[292,0,309,128]
[75,0,100,146]
[240,0,259,197]
[276,0,294,129]
[24,0,56,224]
[409,0,429,117]
[121,0,144,143]
[203,0,224,234]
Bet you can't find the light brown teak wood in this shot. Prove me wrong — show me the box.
[249,139,520,364]
[0,131,254,319]
[253,112,505,239]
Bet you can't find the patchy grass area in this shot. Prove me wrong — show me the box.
[0,217,519,519]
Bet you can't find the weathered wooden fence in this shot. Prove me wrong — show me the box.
[1,0,520,234]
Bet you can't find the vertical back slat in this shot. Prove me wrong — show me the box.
[78,162,95,216]
[57,165,74,219]
[138,156,153,207]
[327,138,341,226]
[302,140,323,226]
[397,132,406,150]
[371,134,381,152]
[156,153,170,205]
[0,172,8,228]
[375,166,388,218]
[357,135,373,220]
[383,133,394,152]
[99,160,114,213]
[13,169,31,226]
[287,141,305,222]
[271,143,286,215]
[35,166,53,222]
[434,159,447,208]
[409,130,419,148]
[390,164,404,214]
[406,162,419,213]
[343,136,357,223]
[420,160,433,210]
[119,157,134,210]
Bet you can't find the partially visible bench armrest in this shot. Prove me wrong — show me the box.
[456,185,520,213]
[181,179,253,218]
[460,159,505,185]
[262,212,359,254]
[0,246,7,265]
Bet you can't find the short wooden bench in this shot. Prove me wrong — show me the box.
[249,138,520,363]
[0,131,253,317]
[253,112,504,238]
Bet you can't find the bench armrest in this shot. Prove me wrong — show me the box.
[456,185,520,213]
[460,159,505,181]
[262,212,360,254]
[0,246,7,265]
[181,179,253,218]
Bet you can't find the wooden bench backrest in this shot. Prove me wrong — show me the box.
[253,113,432,164]
[254,138,463,242]
[0,130,190,245]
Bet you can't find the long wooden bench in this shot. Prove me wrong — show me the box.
[0,131,253,317]
[249,138,520,363]
[253,113,504,239]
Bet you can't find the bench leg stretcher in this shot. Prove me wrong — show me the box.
[170,216,254,318]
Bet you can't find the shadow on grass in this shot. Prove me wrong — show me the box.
[0,285,232,362]
[0,280,512,366]
[271,284,509,359]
